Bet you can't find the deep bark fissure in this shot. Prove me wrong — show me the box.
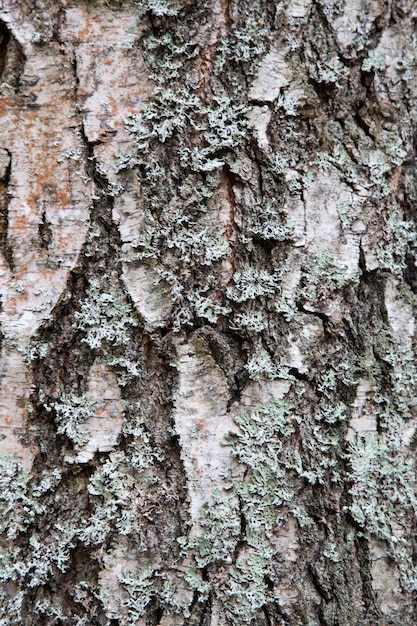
[0,18,24,92]
[0,147,13,270]
[0,21,10,80]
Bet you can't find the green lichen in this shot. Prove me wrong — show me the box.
[117,566,156,620]
[0,455,41,540]
[52,392,95,445]
[347,430,417,591]
[73,277,143,384]
[376,211,417,275]
[74,281,139,350]
[226,268,281,303]
[299,250,357,302]
[362,49,386,72]
[78,453,138,544]
[0,456,76,625]
[193,490,241,568]
[245,348,295,381]
[188,398,305,623]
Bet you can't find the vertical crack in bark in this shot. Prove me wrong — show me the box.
[71,49,80,96]
[222,165,237,281]
[0,147,14,270]
[38,208,53,250]
[0,21,10,79]
[354,534,380,620]
[0,19,24,92]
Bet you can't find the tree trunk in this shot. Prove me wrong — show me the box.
[1,0,417,624]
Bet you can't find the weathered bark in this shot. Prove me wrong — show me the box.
[1,0,417,624]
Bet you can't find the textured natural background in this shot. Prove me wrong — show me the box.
[1,0,417,624]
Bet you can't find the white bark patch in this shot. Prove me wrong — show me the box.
[0,345,36,468]
[206,172,237,291]
[280,249,304,304]
[286,195,306,247]
[369,539,404,619]
[63,4,152,159]
[273,515,302,609]
[384,276,417,445]
[346,378,376,441]
[274,514,299,563]
[99,537,156,625]
[247,105,272,150]
[0,9,36,45]
[326,0,384,54]
[240,379,292,411]
[286,315,324,375]
[204,599,226,626]
[121,264,173,329]
[249,44,291,102]
[371,26,406,106]
[331,0,367,52]
[63,4,151,143]
[304,168,360,278]
[288,0,312,18]
[113,193,144,244]
[75,363,124,463]
[360,233,380,272]
[384,276,415,352]
[63,5,160,335]
[0,35,90,469]
[0,50,89,337]
[172,334,236,534]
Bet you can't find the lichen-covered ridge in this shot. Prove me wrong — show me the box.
[1,0,417,624]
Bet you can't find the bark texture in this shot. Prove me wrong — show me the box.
[1,0,417,624]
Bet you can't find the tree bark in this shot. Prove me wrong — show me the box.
[1,0,417,624]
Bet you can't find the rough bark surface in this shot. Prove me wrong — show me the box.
[1,0,417,624]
